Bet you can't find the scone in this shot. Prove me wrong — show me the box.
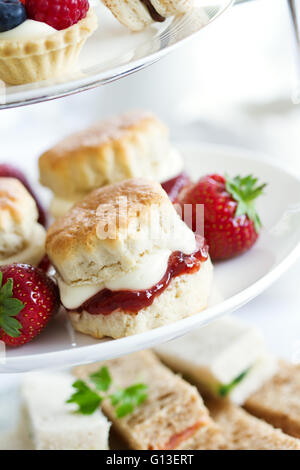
[0,2,97,85]
[46,179,213,339]
[39,111,185,218]
[102,0,194,31]
[0,177,46,266]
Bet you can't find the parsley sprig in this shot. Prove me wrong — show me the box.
[67,366,148,418]
[67,380,103,415]
[0,272,24,338]
[110,383,149,418]
[225,175,267,233]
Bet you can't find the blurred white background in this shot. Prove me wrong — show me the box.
[0,0,299,390]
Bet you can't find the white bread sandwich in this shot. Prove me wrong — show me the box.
[0,178,46,267]
[39,111,183,218]
[46,179,213,339]
[21,372,111,450]
[206,399,300,450]
[244,360,300,439]
[156,316,277,405]
[102,0,194,32]
[74,351,223,450]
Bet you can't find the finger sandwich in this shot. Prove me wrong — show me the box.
[156,316,277,405]
[39,111,183,218]
[245,361,300,439]
[206,399,300,450]
[21,372,111,450]
[74,351,223,450]
[0,178,46,267]
[46,179,213,339]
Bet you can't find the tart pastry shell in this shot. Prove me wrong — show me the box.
[0,10,98,85]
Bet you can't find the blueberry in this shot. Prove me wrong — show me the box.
[0,0,27,33]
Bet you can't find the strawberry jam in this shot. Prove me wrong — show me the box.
[38,255,51,274]
[161,172,191,203]
[76,236,208,316]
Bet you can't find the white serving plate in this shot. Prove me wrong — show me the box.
[1,142,299,374]
[0,0,233,109]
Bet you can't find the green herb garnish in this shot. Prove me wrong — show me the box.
[225,174,267,233]
[110,383,149,418]
[67,380,103,415]
[67,367,148,418]
[90,366,112,392]
[218,368,251,398]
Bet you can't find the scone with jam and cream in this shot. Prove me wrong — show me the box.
[46,179,213,339]
[39,111,188,218]
[0,177,46,266]
[0,0,97,85]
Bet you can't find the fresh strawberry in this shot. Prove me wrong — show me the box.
[25,0,89,30]
[179,174,266,260]
[0,264,60,347]
[0,164,48,227]
[161,172,191,203]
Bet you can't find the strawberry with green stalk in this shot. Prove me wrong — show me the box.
[0,264,60,347]
[179,174,267,260]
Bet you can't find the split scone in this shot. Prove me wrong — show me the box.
[156,316,277,405]
[102,0,194,31]
[22,372,111,450]
[39,111,184,218]
[0,178,46,266]
[244,361,300,439]
[46,179,213,339]
[74,351,222,450]
[206,399,300,450]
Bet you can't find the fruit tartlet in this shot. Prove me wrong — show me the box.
[0,177,46,266]
[0,0,98,85]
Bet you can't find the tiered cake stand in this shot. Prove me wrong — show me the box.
[1,0,300,374]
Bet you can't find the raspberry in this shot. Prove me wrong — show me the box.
[25,0,89,30]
